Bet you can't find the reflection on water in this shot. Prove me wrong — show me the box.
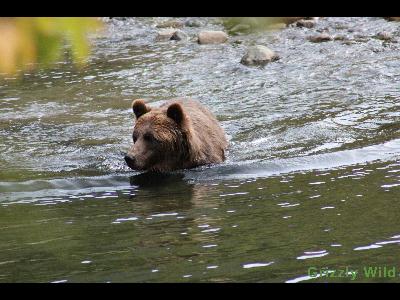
[1,17,400,282]
[2,160,400,282]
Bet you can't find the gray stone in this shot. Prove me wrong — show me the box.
[156,20,184,29]
[333,35,348,41]
[296,19,315,28]
[308,33,332,43]
[155,29,177,41]
[184,19,202,27]
[197,31,228,44]
[353,35,369,43]
[376,31,393,41]
[171,30,188,41]
[240,45,280,66]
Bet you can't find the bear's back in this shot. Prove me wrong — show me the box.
[161,98,228,165]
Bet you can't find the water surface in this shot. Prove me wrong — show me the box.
[1,17,400,282]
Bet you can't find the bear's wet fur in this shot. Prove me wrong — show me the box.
[125,98,228,172]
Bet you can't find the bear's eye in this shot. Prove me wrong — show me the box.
[143,133,154,142]
[133,133,138,143]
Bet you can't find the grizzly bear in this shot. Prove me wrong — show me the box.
[124,98,228,172]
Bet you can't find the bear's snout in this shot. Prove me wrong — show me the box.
[124,155,136,169]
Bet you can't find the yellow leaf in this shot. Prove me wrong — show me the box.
[0,17,103,76]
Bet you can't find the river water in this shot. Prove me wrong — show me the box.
[1,17,400,282]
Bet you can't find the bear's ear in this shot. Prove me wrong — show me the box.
[132,99,151,119]
[167,102,186,125]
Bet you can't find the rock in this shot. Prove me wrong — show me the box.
[384,17,400,22]
[353,34,369,43]
[375,31,393,41]
[155,29,177,41]
[308,33,332,43]
[240,45,280,66]
[333,35,348,41]
[184,19,202,27]
[171,30,188,41]
[354,38,369,43]
[296,19,315,28]
[197,31,228,44]
[156,20,184,29]
[156,29,189,42]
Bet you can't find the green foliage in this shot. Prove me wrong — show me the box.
[0,17,102,75]
[222,17,296,35]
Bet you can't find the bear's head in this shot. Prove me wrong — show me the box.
[125,99,192,172]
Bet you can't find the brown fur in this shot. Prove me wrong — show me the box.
[125,98,228,172]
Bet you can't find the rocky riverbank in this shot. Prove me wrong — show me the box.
[101,17,400,71]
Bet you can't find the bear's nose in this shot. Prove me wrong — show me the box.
[124,155,135,165]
